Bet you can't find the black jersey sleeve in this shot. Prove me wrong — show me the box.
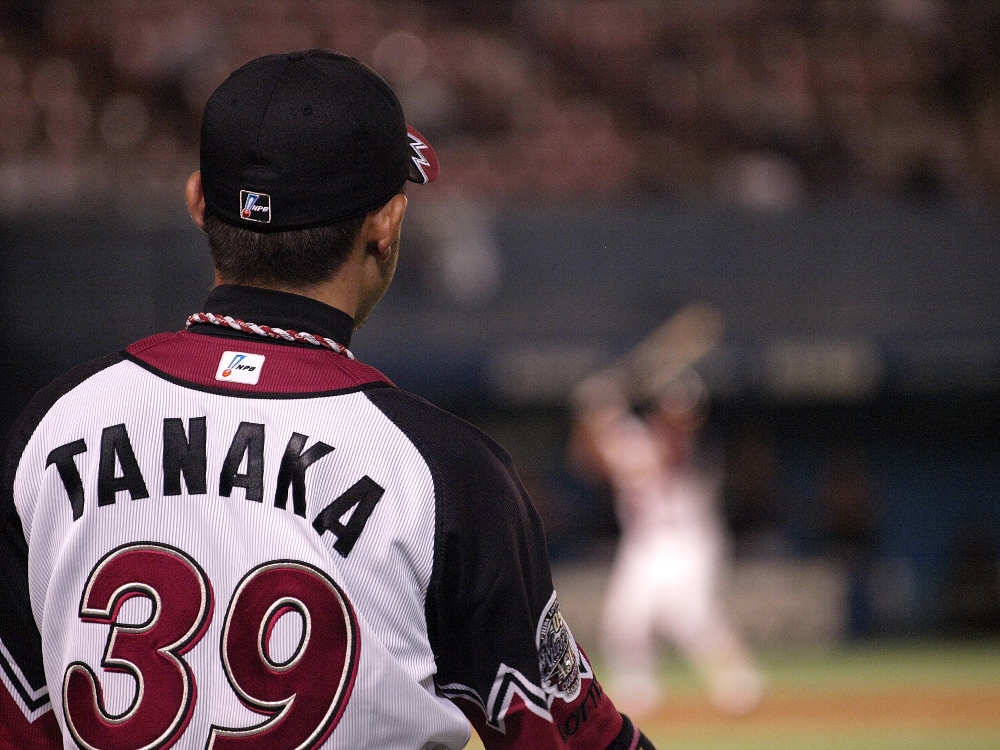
[0,355,119,748]
[365,388,647,750]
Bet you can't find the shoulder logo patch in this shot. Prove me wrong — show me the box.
[216,351,265,384]
[537,593,581,702]
[240,190,271,223]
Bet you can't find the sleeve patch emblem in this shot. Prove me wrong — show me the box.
[536,593,581,702]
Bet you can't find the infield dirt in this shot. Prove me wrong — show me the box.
[641,686,1000,731]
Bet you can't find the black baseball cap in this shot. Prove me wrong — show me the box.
[199,49,439,232]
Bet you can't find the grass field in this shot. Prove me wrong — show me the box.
[464,639,1000,749]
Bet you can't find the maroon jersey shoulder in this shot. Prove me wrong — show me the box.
[125,331,392,394]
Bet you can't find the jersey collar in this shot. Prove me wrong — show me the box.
[191,284,355,348]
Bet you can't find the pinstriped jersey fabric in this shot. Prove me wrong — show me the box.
[8,352,470,749]
[1,292,633,750]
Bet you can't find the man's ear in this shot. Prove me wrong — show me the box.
[185,171,207,231]
[367,193,408,258]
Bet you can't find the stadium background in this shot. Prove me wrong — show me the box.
[0,1,998,747]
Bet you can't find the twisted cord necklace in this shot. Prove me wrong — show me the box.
[186,312,356,360]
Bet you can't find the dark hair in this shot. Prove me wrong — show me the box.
[204,209,367,287]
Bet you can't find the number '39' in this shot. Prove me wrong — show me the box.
[62,543,359,750]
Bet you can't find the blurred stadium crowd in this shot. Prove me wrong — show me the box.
[1,0,999,210]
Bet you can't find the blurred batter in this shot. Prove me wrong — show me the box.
[572,365,763,717]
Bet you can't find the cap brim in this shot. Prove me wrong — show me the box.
[406,125,440,184]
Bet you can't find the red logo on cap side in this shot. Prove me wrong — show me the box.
[406,125,439,184]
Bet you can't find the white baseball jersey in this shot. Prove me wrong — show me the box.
[1,287,642,750]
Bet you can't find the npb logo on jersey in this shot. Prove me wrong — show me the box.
[216,351,266,384]
[239,190,271,223]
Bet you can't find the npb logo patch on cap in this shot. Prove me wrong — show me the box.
[216,351,265,384]
[240,190,271,223]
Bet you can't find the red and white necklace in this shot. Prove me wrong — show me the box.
[186,312,355,360]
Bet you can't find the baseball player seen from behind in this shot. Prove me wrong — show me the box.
[0,50,657,749]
